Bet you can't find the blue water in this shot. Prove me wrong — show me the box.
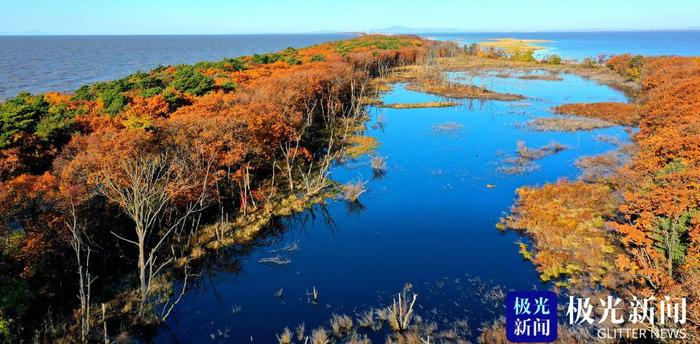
[157,71,629,343]
[2,31,698,100]
[427,30,700,60]
[0,34,353,99]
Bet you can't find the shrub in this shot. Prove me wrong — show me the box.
[509,51,536,62]
[581,57,597,68]
[125,71,163,91]
[98,84,130,115]
[0,92,48,148]
[220,81,237,92]
[341,180,367,202]
[251,53,281,64]
[195,57,246,72]
[543,54,562,64]
[606,54,644,81]
[171,65,214,96]
[310,54,327,62]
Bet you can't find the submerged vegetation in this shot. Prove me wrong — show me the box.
[499,141,567,175]
[380,101,458,109]
[372,58,526,101]
[526,116,615,131]
[275,284,474,344]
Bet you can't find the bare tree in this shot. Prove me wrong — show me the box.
[279,104,316,193]
[98,152,212,316]
[66,198,96,342]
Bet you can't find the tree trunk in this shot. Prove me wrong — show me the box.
[138,232,147,316]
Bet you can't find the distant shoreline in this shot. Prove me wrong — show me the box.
[2,29,700,36]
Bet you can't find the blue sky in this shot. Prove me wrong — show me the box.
[2,0,700,35]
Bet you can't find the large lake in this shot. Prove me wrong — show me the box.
[2,31,700,100]
[0,34,353,99]
[428,30,700,59]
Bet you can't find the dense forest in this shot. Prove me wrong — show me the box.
[0,35,444,342]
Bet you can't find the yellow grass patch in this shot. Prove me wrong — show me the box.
[358,96,384,106]
[380,101,458,109]
[527,116,615,131]
[478,38,550,53]
[407,80,525,101]
[345,135,379,158]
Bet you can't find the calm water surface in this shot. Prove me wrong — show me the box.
[157,71,629,343]
[428,30,700,60]
[0,34,353,99]
[2,31,698,99]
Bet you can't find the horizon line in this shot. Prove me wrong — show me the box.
[2,28,700,36]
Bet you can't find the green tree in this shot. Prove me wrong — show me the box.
[171,65,214,96]
[0,93,48,148]
[653,210,696,278]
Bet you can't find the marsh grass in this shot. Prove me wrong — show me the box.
[276,327,293,344]
[432,122,463,133]
[269,241,299,253]
[433,54,640,97]
[358,97,384,106]
[516,140,566,159]
[527,116,614,131]
[380,101,458,109]
[575,151,629,182]
[330,314,354,337]
[341,179,368,202]
[357,310,379,330]
[295,323,305,341]
[492,70,562,81]
[371,113,387,130]
[499,141,567,175]
[593,134,623,146]
[370,155,387,171]
[346,335,371,344]
[517,74,564,81]
[407,80,525,101]
[311,328,329,344]
[258,255,291,265]
[370,155,388,178]
[377,62,525,101]
[271,276,508,343]
[345,135,379,158]
[387,288,418,332]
